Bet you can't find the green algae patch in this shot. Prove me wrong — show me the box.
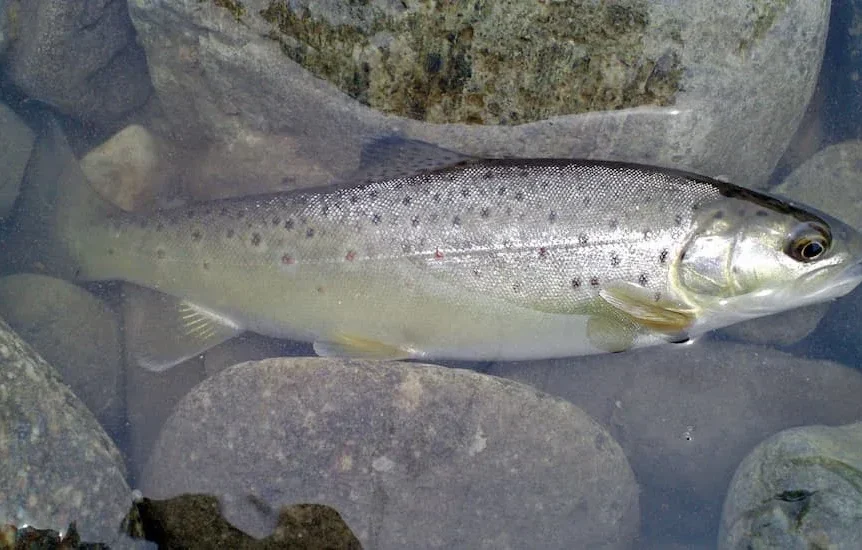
[207,0,247,21]
[259,0,683,125]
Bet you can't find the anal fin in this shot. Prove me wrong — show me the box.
[124,284,243,371]
[313,333,411,360]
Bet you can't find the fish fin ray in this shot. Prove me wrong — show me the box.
[124,285,243,371]
[313,333,411,360]
[599,281,696,333]
[343,136,475,184]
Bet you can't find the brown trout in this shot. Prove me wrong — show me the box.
[25,127,862,370]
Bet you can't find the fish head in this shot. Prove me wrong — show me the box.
[673,191,862,329]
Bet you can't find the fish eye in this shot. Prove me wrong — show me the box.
[785,222,831,263]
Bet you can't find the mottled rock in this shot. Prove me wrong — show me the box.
[775,140,862,230]
[80,125,169,212]
[0,102,34,220]
[488,341,862,542]
[143,358,639,549]
[0,274,123,435]
[719,422,862,550]
[0,316,132,544]
[3,0,152,128]
[128,0,827,198]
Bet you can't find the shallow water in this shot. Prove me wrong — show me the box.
[1,1,861,549]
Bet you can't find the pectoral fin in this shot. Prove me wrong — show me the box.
[599,281,696,334]
[313,333,412,360]
[124,285,243,371]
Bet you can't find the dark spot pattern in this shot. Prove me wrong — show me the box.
[227,229,235,238]
[412,216,420,227]
[659,249,669,264]
[403,196,412,206]
[372,214,381,225]
[281,254,294,265]
[203,261,210,270]
[156,249,166,259]
[452,215,461,227]
[305,228,315,238]
[578,234,589,246]
[284,219,294,230]
[571,277,582,288]
[548,210,557,223]
[590,276,600,287]
[674,214,683,226]
[609,219,619,230]
[191,231,202,242]
[514,191,524,201]
[610,253,621,267]
[480,208,490,218]
[539,247,548,258]
[638,273,648,286]
[156,223,164,232]
[272,217,281,226]
[251,233,262,246]
[461,188,470,198]
[756,209,769,217]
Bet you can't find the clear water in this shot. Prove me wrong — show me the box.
[1,2,861,549]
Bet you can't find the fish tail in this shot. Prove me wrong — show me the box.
[5,114,117,280]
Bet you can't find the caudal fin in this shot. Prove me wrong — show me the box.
[5,114,117,280]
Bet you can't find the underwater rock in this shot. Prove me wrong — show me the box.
[719,422,862,549]
[128,0,826,196]
[2,0,152,128]
[775,140,862,230]
[80,125,169,212]
[0,316,133,544]
[0,102,34,221]
[0,274,123,435]
[489,341,862,542]
[0,0,8,57]
[717,303,829,347]
[142,358,639,549]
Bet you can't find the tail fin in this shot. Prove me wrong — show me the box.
[5,114,117,280]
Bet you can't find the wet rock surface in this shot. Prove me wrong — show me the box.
[488,341,862,542]
[128,0,827,195]
[0,103,34,221]
[719,422,862,550]
[143,358,639,549]
[2,0,152,128]
[0,274,123,435]
[0,316,132,545]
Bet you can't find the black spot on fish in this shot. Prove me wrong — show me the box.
[403,196,412,206]
[519,169,529,177]
[369,190,379,199]
[461,188,470,198]
[107,248,114,255]
[483,170,495,180]
[610,253,621,267]
[498,186,507,196]
[156,222,164,232]
[156,249,166,259]
[284,219,294,230]
[590,276,600,287]
[203,261,210,270]
[472,268,481,278]
[578,234,589,246]
[433,193,441,203]
[638,273,648,286]
[756,209,769,217]
[539,247,548,258]
[571,277,582,288]
[251,233,262,246]
[583,197,591,206]
[192,231,202,242]
[272,217,281,226]
[350,195,359,204]
[609,219,619,230]
[692,204,699,211]
[220,207,229,216]
[305,228,315,238]
[659,249,669,264]
[372,214,382,225]
[452,215,461,227]
[674,214,683,226]
[481,207,490,218]
[548,210,557,223]
[512,282,522,293]
[322,205,330,216]
[514,191,524,201]
[227,228,235,238]
[412,216,420,227]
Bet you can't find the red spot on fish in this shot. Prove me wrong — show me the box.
[539,247,548,258]
[281,254,294,265]
[345,250,356,261]
[434,248,444,260]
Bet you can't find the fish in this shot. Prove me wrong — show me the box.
[17,121,862,370]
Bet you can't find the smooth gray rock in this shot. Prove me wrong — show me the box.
[719,422,862,550]
[142,358,639,550]
[0,316,132,544]
[127,0,828,198]
[488,341,862,542]
[0,274,123,435]
[3,0,152,128]
[0,103,35,220]
[775,140,862,230]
